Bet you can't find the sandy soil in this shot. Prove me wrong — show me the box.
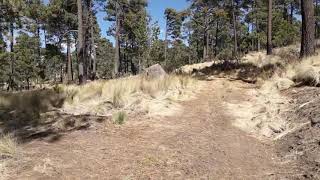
[5,79,293,179]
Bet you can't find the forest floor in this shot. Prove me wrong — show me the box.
[3,77,306,180]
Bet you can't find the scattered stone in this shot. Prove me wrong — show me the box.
[268,124,282,133]
[257,106,267,113]
[276,78,295,91]
[310,116,320,126]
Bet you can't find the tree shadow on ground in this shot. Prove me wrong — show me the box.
[0,89,108,143]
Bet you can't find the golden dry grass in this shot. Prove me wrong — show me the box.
[0,134,17,159]
[241,45,320,88]
[59,75,200,117]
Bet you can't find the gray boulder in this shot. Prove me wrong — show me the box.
[144,64,167,79]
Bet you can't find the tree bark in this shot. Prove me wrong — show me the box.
[231,0,238,57]
[90,1,96,80]
[215,20,219,57]
[37,22,41,63]
[254,0,260,51]
[203,30,207,60]
[113,0,120,77]
[316,0,319,39]
[164,17,168,64]
[77,0,85,84]
[67,36,72,83]
[290,2,294,24]
[267,0,273,55]
[300,0,315,57]
[0,22,3,53]
[9,22,14,91]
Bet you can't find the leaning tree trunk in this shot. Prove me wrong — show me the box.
[300,0,315,58]
[267,0,273,55]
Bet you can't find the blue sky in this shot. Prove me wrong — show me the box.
[42,0,190,46]
[97,0,190,43]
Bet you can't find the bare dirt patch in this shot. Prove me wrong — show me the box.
[3,79,292,179]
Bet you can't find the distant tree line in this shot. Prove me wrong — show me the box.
[0,0,318,90]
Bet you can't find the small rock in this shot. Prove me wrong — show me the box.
[276,78,295,91]
[257,106,267,113]
[268,124,282,133]
[310,116,320,126]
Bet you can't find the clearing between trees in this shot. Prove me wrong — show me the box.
[1,47,320,179]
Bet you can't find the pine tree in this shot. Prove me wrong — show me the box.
[300,0,315,57]
[267,0,273,55]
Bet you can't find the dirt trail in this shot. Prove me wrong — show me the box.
[9,79,289,179]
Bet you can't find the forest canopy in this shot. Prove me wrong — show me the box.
[0,0,318,90]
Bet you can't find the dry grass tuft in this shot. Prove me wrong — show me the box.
[288,56,320,86]
[241,45,320,88]
[113,111,127,125]
[292,65,320,86]
[0,134,18,159]
[60,75,200,117]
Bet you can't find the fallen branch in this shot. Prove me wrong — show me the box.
[298,100,315,109]
[228,77,257,84]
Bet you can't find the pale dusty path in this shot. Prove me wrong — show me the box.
[10,79,285,179]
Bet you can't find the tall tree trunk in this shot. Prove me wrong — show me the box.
[283,3,288,21]
[44,27,47,47]
[60,64,63,83]
[90,1,96,80]
[257,21,260,51]
[215,20,219,57]
[231,0,238,57]
[290,2,294,24]
[316,0,319,39]
[196,40,199,62]
[254,0,260,51]
[67,36,72,83]
[251,2,255,51]
[0,22,3,53]
[83,0,91,80]
[203,30,207,60]
[91,30,96,79]
[300,0,315,57]
[37,22,41,63]
[267,0,273,55]
[164,18,168,63]
[113,0,120,77]
[9,22,14,91]
[77,0,86,84]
